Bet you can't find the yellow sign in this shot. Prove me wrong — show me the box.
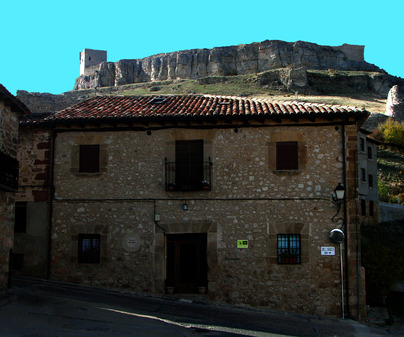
[237,240,248,248]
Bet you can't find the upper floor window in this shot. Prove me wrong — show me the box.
[79,145,100,173]
[165,140,212,191]
[367,146,373,159]
[277,234,301,264]
[359,138,365,152]
[368,174,374,188]
[360,168,366,182]
[71,143,107,176]
[276,142,298,170]
[0,150,19,192]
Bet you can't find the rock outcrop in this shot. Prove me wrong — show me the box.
[386,85,404,120]
[74,40,382,90]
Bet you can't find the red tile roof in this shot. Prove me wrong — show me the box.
[30,95,369,125]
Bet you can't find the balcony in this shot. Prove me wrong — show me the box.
[165,159,212,191]
[0,151,19,192]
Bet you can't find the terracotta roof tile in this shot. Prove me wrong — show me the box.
[36,95,368,125]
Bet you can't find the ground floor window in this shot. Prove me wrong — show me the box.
[78,234,100,263]
[277,234,301,264]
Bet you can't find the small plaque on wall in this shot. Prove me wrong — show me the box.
[122,234,141,252]
[237,240,248,248]
[321,247,335,256]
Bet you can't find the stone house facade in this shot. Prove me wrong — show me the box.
[19,95,370,318]
[0,84,29,289]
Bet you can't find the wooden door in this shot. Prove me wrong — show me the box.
[166,233,207,293]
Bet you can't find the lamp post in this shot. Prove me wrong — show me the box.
[330,183,346,319]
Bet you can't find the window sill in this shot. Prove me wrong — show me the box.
[271,169,300,176]
[73,172,102,177]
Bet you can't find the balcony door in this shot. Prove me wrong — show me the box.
[175,140,203,191]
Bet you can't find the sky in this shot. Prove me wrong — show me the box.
[2,0,403,96]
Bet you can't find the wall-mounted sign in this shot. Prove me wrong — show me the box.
[122,234,141,252]
[237,240,248,248]
[321,247,335,256]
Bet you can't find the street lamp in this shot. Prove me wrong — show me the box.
[332,183,345,223]
[333,183,345,202]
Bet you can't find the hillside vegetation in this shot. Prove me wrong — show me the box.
[375,120,404,204]
[109,70,387,114]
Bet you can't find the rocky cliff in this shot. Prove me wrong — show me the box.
[74,40,382,90]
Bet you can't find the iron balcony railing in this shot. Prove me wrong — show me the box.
[165,158,212,191]
[0,151,19,192]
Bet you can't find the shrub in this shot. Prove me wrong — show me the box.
[378,119,404,147]
[378,179,391,202]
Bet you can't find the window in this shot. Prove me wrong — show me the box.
[362,169,366,182]
[12,253,24,271]
[360,138,365,152]
[361,199,366,216]
[78,234,100,263]
[149,97,167,104]
[367,146,373,159]
[14,202,27,233]
[277,234,301,264]
[0,150,19,192]
[79,145,100,173]
[175,140,204,190]
[276,142,298,170]
[368,174,374,188]
[369,200,374,217]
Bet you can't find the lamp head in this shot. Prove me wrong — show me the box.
[333,183,345,202]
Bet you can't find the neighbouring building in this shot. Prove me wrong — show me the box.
[18,95,371,318]
[357,131,379,224]
[0,84,29,289]
[14,112,52,277]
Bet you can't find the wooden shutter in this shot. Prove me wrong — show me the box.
[175,140,203,190]
[276,142,298,170]
[79,145,100,173]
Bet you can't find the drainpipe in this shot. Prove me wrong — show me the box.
[341,124,350,318]
[46,130,56,280]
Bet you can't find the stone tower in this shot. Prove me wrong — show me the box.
[80,49,107,76]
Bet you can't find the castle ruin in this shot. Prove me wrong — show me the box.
[74,41,377,90]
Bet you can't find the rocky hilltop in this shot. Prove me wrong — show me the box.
[74,40,382,90]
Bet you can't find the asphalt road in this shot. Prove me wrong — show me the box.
[0,277,398,337]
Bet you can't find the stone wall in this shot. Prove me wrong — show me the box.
[49,122,363,317]
[74,40,381,90]
[14,127,51,277]
[332,44,365,62]
[0,100,21,289]
[379,202,404,222]
[16,90,95,114]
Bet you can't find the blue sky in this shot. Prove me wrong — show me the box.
[2,0,403,96]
